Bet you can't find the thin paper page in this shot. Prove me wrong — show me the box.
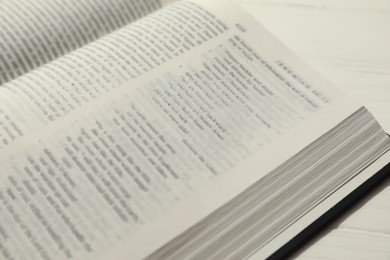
[0,0,229,150]
[0,0,162,84]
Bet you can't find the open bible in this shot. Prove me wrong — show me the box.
[0,0,389,259]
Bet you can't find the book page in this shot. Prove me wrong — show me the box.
[0,0,162,85]
[0,0,229,150]
[0,1,387,260]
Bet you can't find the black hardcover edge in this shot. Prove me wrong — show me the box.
[268,149,390,259]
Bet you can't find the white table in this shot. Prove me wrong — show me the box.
[239,0,390,258]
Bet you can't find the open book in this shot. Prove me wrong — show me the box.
[0,0,389,259]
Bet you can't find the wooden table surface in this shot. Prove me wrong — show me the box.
[238,0,390,258]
